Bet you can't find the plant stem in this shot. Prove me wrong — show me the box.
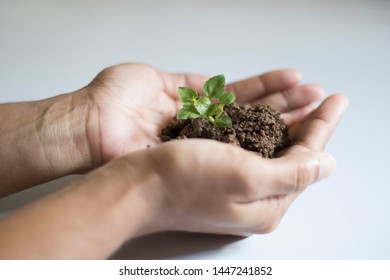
[207,116,215,124]
[215,108,224,120]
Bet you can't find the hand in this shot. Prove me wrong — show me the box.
[109,95,348,237]
[82,63,207,163]
[78,63,348,237]
[81,63,324,165]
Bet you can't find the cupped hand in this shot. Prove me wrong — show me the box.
[82,63,324,165]
[79,63,348,237]
[81,63,206,164]
[110,94,348,237]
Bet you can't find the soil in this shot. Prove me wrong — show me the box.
[161,103,291,158]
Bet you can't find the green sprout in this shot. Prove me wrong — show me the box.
[176,75,235,128]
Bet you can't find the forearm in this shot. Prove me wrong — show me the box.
[0,154,159,259]
[0,91,98,197]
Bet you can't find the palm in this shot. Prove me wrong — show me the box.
[86,64,205,161]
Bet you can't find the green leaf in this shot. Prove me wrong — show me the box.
[176,108,200,119]
[203,75,225,99]
[178,87,198,103]
[206,103,223,117]
[194,96,211,116]
[214,114,232,128]
[219,92,235,105]
[183,102,198,113]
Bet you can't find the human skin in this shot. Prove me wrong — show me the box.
[0,63,348,259]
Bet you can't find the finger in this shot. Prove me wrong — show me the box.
[289,94,349,152]
[242,187,305,234]
[273,152,336,194]
[233,189,304,234]
[251,152,336,201]
[236,151,336,201]
[231,152,335,232]
[226,69,302,104]
[281,104,315,126]
[161,72,209,98]
[251,84,325,113]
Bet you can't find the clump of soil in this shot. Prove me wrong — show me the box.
[161,103,290,158]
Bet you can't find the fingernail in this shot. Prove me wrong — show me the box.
[338,95,350,114]
[292,70,303,81]
[318,153,337,181]
[342,98,350,114]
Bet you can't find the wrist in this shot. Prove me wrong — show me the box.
[83,150,165,241]
[0,150,164,259]
[0,92,96,196]
[33,90,98,175]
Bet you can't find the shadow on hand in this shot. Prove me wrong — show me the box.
[110,231,244,260]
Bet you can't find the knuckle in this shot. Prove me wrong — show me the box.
[235,169,254,196]
[255,214,282,234]
[98,65,121,77]
[260,220,279,234]
[241,207,284,235]
[253,202,286,234]
[231,166,258,201]
[229,153,261,200]
[293,159,316,190]
[248,220,278,235]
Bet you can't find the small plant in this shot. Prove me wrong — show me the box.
[176,75,235,128]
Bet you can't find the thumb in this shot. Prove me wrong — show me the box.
[269,152,336,195]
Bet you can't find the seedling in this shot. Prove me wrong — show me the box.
[176,75,235,128]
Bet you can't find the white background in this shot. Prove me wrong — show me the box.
[0,0,389,259]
